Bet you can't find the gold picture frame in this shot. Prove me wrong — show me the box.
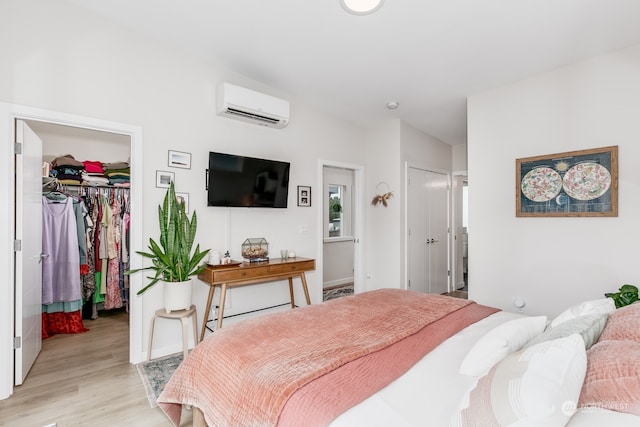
[516,146,618,217]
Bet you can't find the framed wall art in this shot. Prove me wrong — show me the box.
[176,192,190,214]
[297,185,311,207]
[516,146,618,217]
[168,150,191,169]
[156,170,175,188]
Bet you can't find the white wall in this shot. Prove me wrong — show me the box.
[364,121,402,291]
[452,144,468,173]
[0,0,367,372]
[28,121,131,164]
[323,241,354,287]
[401,122,453,172]
[468,43,640,317]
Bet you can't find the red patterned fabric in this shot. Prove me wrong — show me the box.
[42,311,89,339]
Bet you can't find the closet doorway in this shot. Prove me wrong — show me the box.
[20,119,132,385]
[1,103,144,400]
[407,167,450,295]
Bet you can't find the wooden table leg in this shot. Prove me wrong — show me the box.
[300,272,311,305]
[217,283,228,330]
[200,284,216,342]
[288,277,295,308]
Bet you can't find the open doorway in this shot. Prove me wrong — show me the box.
[322,167,355,300]
[0,102,144,400]
[317,161,364,303]
[452,174,468,295]
[17,119,132,385]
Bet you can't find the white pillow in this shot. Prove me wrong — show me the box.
[451,334,587,427]
[459,315,547,377]
[550,298,616,328]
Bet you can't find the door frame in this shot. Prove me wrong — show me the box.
[403,162,451,293]
[0,102,144,400]
[316,159,364,300]
[452,171,468,291]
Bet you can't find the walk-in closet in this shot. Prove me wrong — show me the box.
[23,119,132,382]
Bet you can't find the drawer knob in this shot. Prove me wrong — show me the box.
[241,272,247,276]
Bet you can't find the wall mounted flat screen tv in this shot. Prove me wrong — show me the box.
[207,152,290,208]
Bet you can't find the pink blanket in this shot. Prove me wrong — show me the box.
[157,289,498,426]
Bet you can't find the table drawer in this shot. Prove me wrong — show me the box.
[269,260,315,275]
[213,268,267,282]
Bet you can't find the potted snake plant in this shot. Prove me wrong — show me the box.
[126,182,209,312]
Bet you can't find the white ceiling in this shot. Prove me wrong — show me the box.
[67,0,640,146]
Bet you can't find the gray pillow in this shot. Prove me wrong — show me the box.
[525,313,608,350]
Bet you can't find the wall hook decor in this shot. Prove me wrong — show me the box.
[371,182,394,207]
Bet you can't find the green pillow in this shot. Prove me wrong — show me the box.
[526,313,608,350]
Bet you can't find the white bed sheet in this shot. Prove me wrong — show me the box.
[329,310,640,427]
[566,408,640,427]
[330,311,523,427]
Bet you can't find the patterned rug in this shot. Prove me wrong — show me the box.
[136,353,183,408]
[323,283,354,301]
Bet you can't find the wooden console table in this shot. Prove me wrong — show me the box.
[197,257,315,340]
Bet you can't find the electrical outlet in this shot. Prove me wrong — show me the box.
[212,287,231,309]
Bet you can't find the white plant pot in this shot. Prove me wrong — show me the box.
[163,279,193,313]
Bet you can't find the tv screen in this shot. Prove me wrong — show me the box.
[207,152,290,208]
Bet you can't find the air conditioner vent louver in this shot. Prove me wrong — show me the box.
[224,108,280,125]
[216,82,290,129]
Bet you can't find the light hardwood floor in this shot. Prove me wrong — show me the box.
[0,310,192,427]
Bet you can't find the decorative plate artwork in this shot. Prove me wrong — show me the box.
[521,167,563,202]
[562,162,611,201]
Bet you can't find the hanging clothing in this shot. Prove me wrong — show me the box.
[41,195,88,338]
[42,196,82,304]
[44,184,131,322]
[104,197,123,310]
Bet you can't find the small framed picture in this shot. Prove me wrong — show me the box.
[176,192,190,214]
[156,170,175,188]
[297,185,311,207]
[168,150,191,169]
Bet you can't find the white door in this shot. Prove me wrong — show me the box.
[408,167,449,294]
[14,119,43,385]
[408,169,429,294]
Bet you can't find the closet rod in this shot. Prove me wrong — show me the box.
[59,184,130,197]
[60,183,130,190]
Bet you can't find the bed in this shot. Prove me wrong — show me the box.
[157,288,640,426]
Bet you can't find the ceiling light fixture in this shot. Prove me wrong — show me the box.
[386,101,399,110]
[340,0,385,15]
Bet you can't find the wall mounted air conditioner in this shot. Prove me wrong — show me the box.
[216,82,290,129]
